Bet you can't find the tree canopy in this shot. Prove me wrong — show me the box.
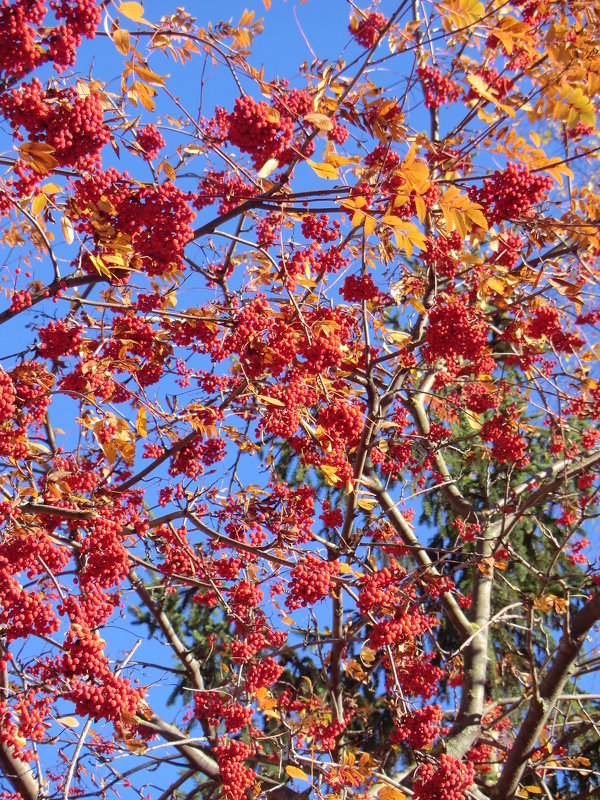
[0,2,599,800]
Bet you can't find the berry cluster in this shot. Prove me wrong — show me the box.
[301,213,340,243]
[481,414,528,465]
[135,123,166,160]
[0,80,109,169]
[194,693,253,733]
[489,231,523,269]
[38,319,83,359]
[425,298,488,363]
[227,95,294,169]
[317,397,365,449]
[392,704,443,749]
[286,553,339,610]
[0,0,46,79]
[64,673,143,722]
[422,232,464,279]
[340,273,381,303]
[215,739,256,800]
[195,170,257,215]
[244,657,283,693]
[0,368,16,423]
[468,163,553,223]
[413,755,474,800]
[358,562,405,614]
[417,65,462,108]
[350,12,389,48]
[462,382,499,414]
[0,0,100,80]
[395,655,444,699]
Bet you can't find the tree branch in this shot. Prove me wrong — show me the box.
[493,592,600,798]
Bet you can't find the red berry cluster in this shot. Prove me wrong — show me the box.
[529,309,584,353]
[422,232,464,279]
[0,0,46,79]
[215,739,256,800]
[317,397,365,449]
[395,655,444,699]
[256,211,283,248]
[413,755,474,800]
[0,698,35,762]
[425,298,488,363]
[340,273,381,303]
[38,319,83,359]
[392,704,442,749]
[286,553,339,610]
[194,693,254,733]
[112,181,196,276]
[8,289,32,313]
[462,382,499,414]
[454,519,482,543]
[481,415,528,466]
[417,65,462,108]
[0,80,109,169]
[369,611,435,649]
[468,163,553,224]
[244,657,283,693]
[0,368,16,423]
[227,95,294,169]
[227,580,264,611]
[489,231,523,269]
[195,169,258,215]
[320,501,343,529]
[306,718,348,751]
[358,562,406,614]
[79,515,130,590]
[301,213,339,243]
[135,123,166,160]
[350,12,389,48]
[63,672,143,722]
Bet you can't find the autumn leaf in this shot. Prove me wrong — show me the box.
[304,112,333,131]
[307,159,339,179]
[119,2,145,22]
[285,765,309,781]
[19,142,59,174]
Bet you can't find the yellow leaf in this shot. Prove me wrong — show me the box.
[378,787,406,800]
[31,194,48,215]
[42,182,62,194]
[257,158,279,179]
[325,153,361,167]
[160,160,176,181]
[119,2,145,22]
[320,464,340,486]
[357,498,377,511]
[364,215,377,236]
[19,142,58,174]
[133,64,165,87]
[61,216,74,247]
[360,644,377,665]
[304,112,333,131]
[258,394,286,407]
[285,765,309,781]
[136,82,156,112]
[522,788,542,795]
[307,159,339,180]
[113,28,131,54]
[56,716,79,728]
[136,406,147,437]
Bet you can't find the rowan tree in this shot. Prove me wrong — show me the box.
[0,2,599,800]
